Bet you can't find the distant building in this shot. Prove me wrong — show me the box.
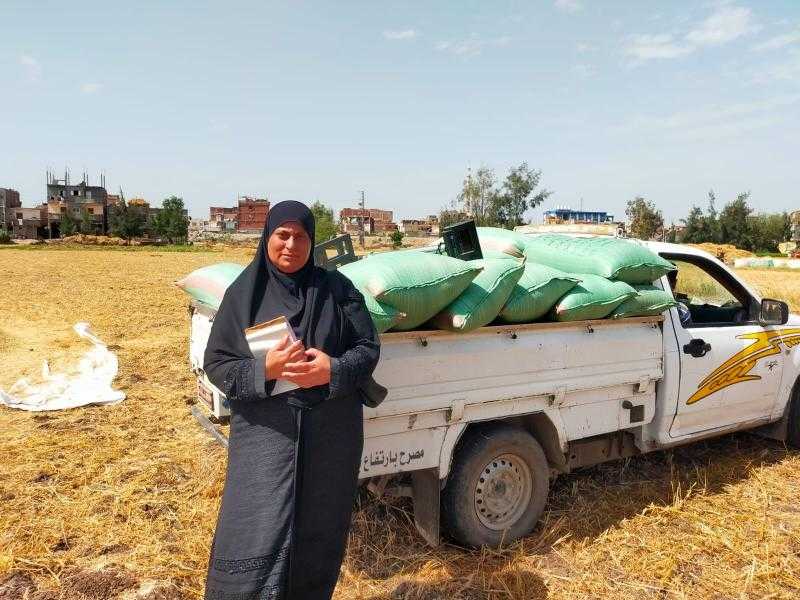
[237,196,270,233]
[209,206,239,232]
[0,188,21,230]
[400,219,435,236]
[543,207,615,225]
[46,171,110,235]
[207,196,269,233]
[398,214,439,236]
[373,221,399,233]
[339,207,396,235]
[10,206,47,239]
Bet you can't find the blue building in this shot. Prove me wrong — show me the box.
[543,208,615,224]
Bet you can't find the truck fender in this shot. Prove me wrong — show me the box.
[774,350,800,421]
[759,372,800,442]
[438,423,468,480]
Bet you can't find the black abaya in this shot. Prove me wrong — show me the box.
[202,201,380,600]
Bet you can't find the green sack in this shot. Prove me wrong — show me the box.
[553,274,637,321]
[361,293,406,333]
[430,257,525,332]
[475,227,530,258]
[339,253,482,330]
[175,262,245,309]
[498,263,580,323]
[425,227,530,258]
[177,262,403,332]
[609,285,678,319]
[524,234,676,284]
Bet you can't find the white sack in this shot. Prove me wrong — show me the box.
[0,322,125,411]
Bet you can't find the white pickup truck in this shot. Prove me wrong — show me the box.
[187,239,800,548]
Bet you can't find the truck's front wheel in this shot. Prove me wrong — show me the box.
[442,424,550,548]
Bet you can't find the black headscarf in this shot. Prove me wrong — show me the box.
[204,200,345,408]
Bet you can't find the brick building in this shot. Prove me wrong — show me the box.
[0,188,21,231]
[209,206,239,232]
[237,197,270,233]
[339,207,396,235]
[208,196,270,233]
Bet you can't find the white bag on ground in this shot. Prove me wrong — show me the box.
[0,322,125,411]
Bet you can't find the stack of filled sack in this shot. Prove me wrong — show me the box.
[175,228,678,334]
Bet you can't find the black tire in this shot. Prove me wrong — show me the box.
[441,423,550,548]
[787,380,800,448]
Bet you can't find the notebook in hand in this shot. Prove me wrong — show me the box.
[244,315,299,395]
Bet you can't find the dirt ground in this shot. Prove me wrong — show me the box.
[1,247,800,599]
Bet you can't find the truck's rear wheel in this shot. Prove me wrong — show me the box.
[442,424,550,548]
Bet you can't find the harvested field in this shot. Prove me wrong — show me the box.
[686,243,754,264]
[1,247,800,599]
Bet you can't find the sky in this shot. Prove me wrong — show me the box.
[2,1,799,223]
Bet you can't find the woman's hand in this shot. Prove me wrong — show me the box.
[265,335,306,381]
[281,348,331,388]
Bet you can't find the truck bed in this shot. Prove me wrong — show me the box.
[189,301,664,478]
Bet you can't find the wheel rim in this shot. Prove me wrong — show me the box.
[473,453,533,531]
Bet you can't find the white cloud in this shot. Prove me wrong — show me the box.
[751,30,800,52]
[572,63,595,77]
[554,0,582,14]
[435,36,510,57]
[752,52,800,83]
[620,95,800,141]
[576,42,594,53]
[80,82,103,94]
[383,29,417,41]
[625,34,693,61]
[686,5,758,46]
[19,54,41,82]
[624,4,760,64]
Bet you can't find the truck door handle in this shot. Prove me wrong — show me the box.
[683,338,711,358]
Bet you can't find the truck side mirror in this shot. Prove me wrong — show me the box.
[760,298,789,326]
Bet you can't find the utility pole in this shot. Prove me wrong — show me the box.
[358,190,366,248]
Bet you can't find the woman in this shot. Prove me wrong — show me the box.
[203,201,381,600]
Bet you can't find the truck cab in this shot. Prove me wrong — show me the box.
[639,241,797,446]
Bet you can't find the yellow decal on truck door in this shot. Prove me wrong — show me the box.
[687,328,800,405]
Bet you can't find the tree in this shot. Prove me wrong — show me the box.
[152,195,189,244]
[490,162,552,229]
[309,201,336,242]
[439,197,467,230]
[79,207,94,234]
[719,192,753,250]
[439,209,466,229]
[681,206,706,243]
[666,222,678,243]
[390,229,404,248]
[750,212,790,253]
[60,210,77,237]
[704,190,721,243]
[626,196,664,240]
[458,166,498,226]
[109,201,145,243]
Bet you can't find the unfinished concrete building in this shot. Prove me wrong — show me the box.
[46,171,110,236]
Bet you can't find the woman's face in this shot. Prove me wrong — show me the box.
[268,220,312,273]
